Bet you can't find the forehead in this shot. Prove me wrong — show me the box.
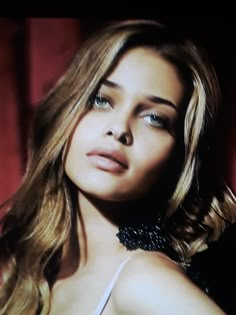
[106,47,184,107]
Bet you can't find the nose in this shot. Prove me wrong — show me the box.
[105,111,133,146]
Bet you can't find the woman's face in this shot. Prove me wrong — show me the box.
[65,47,184,201]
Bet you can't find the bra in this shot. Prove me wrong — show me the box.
[93,255,132,315]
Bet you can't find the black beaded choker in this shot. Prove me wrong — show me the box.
[116,214,178,261]
[116,222,169,251]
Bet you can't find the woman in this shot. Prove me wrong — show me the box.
[0,19,235,315]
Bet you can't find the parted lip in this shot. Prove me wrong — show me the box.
[86,146,129,169]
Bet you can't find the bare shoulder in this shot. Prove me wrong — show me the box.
[112,250,225,315]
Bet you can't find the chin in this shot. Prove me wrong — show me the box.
[82,191,130,202]
[70,175,151,202]
[79,186,149,203]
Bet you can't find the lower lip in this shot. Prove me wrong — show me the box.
[87,155,127,173]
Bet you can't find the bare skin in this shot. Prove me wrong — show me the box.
[50,192,224,315]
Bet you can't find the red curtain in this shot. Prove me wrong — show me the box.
[0,19,22,208]
[0,18,235,210]
[0,18,81,208]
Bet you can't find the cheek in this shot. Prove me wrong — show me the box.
[66,114,101,155]
[134,137,175,183]
[64,122,89,175]
[64,114,104,180]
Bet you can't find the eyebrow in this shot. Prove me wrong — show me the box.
[101,79,179,112]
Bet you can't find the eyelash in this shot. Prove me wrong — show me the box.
[92,94,112,109]
[91,93,170,130]
[143,113,169,129]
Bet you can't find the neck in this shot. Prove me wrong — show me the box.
[58,190,155,278]
[77,191,157,259]
[78,192,125,262]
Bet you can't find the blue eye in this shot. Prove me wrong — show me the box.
[144,113,168,128]
[93,95,111,109]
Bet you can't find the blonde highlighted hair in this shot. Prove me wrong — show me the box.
[0,19,235,314]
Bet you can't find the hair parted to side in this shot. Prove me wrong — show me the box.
[0,19,235,315]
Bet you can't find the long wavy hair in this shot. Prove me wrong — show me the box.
[0,19,235,315]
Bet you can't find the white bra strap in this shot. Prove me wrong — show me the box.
[93,255,132,315]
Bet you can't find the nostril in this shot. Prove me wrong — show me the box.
[106,128,132,145]
[119,134,128,145]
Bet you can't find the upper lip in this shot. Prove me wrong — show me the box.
[87,146,129,169]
